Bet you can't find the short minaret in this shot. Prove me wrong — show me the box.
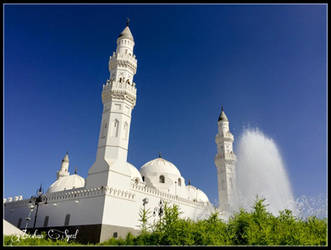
[214,106,237,214]
[57,152,70,179]
[86,21,137,188]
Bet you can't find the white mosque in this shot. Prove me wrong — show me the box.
[4,23,237,243]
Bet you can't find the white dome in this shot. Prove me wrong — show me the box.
[196,189,209,202]
[126,162,142,182]
[140,157,181,177]
[47,174,85,193]
[140,157,182,193]
[186,185,209,203]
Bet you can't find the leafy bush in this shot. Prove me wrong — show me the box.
[4,199,327,246]
[99,199,327,246]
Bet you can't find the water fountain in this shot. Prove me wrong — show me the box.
[234,128,297,216]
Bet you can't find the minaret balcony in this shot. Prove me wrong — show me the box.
[102,80,137,106]
[109,53,137,71]
[103,80,136,96]
[215,152,237,163]
[215,133,234,144]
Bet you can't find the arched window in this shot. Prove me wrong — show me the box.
[101,121,107,137]
[64,214,70,226]
[142,176,145,182]
[135,178,139,184]
[112,119,119,137]
[43,216,49,227]
[159,175,165,183]
[17,218,22,228]
[123,122,128,139]
[178,178,181,186]
[119,78,122,83]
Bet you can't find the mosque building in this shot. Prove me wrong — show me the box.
[4,22,237,243]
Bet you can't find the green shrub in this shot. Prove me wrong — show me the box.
[4,199,327,246]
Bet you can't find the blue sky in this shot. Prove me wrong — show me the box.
[4,4,327,205]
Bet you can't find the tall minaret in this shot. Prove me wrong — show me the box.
[215,106,237,214]
[86,21,137,189]
[57,152,70,179]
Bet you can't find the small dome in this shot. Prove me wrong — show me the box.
[196,189,209,202]
[126,162,142,182]
[117,26,134,41]
[140,157,181,177]
[186,185,209,202]
[47,174,85,193]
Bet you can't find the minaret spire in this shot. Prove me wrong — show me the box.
[215,107,236,215]
[57,152,70,179]
[86,23,137,189]
[126,17,130,27]
[218,106,228,122]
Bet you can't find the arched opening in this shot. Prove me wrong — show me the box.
[43,216,49,227]
[101,121,107,137]
[123,122,128,139]
[178,178,181,186]
[159,175,165,183]
[64,214,70,226]
[112,119,119,137]
[135,178,139,184]
[142,176,145,182]
[17,218,22,228]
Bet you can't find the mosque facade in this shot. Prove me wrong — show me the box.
[4,23,236,243]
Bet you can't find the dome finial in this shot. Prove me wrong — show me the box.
[74,167,77,174]
[188,179,191,185]
[158,152,162,158]
[221,105,224,112]
[126,17,130,27]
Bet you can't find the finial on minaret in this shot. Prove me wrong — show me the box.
[74,168,77,174]
[63,152,69,162]
[158,152,162,158]
[126,17,130,27]
[37,184,43,195]
[188,179,191,185]
[218,105,228,122]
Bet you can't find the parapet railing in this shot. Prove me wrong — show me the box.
[4,184,210,209]
[103,80,136,94]
[4,185,136,206]
[130,181,209,208]
[109,52,137,68]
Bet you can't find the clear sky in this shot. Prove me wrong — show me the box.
[4,4,327,206]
